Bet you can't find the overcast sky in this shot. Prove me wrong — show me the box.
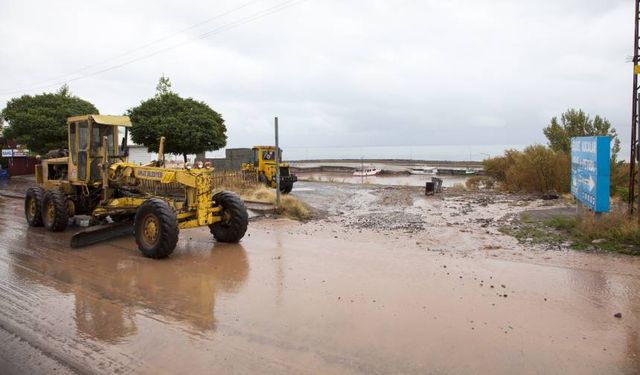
[0,0,633,153]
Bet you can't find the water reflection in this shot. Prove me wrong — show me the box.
[568,267,640,371]
[9,244,249,343]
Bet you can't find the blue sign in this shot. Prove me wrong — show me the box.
[571,136,610,212]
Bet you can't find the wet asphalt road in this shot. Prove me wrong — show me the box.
[0,185,640,374]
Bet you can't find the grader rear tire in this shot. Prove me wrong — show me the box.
[134,198,179,259]
[209,191,248,243]
[25,186,45,227]
[42,189,69,232]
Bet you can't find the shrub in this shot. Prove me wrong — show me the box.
[483,145,570,193]
[610,162,631,202]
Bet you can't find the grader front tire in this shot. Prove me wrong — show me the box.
[25,186,45,227]
[134,198,179,259]
[280,182,293,194]
[42,189,69,232]
[209,191,248,243]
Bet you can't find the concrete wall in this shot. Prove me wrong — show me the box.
[205,148,252,171]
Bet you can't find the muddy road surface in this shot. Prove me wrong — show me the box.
[1,181,640,374]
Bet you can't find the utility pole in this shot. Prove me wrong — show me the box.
[630,0,640,214]
[275,117,281,208]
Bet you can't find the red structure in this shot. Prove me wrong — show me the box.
[1,136,37,176]
[5,155,37,176]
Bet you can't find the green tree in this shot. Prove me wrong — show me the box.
[1,85,99,154]
[543,108,621,161]
[127,76,227,162]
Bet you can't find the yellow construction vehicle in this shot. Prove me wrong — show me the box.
[24,114,248,259]
[241,146,297,194]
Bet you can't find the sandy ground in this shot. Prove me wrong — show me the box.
[0,178,639,374]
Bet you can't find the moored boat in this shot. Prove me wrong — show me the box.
[353,166,381,176]
[408,166,438,175]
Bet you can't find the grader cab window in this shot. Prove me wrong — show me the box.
[89,124,116,181]
[90,125,115,157]
[77,121,89,181]
[70,123,77,165]
[262,150,275,162]
[78,122,89,150]
[253,149,259,167]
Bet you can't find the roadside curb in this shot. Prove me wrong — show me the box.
[244,200,276,215]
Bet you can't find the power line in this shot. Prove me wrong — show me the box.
[0,0,307,96]
[1,0,267,94]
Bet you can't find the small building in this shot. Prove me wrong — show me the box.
[205,148,252,171]
[126,144,200,166]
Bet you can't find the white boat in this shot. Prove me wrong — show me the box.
[464,168,477,175]
[408,166,438,175]
[353,166,381,176]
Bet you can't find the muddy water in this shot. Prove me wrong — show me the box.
[0,196,639,374]
[297,172,469,187]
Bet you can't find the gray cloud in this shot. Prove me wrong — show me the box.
[0,0,632,154]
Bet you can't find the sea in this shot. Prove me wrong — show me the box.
[280,144,528,162]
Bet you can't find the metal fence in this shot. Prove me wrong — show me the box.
[212,169,258,190]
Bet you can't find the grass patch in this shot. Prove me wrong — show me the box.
[235,185,311,221]
[498,221,566,245]
[502,208,640,255]
[276,195,311,221]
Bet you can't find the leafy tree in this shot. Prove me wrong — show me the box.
[156,74,172,95]
[543,108,621,161]
[1,85,99,154]
[128,76,227,163]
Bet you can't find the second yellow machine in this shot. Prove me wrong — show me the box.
[25,115,248,259]
[241,145,297,194]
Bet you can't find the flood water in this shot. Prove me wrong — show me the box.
[0,190,639,374]
[297,172,469,187]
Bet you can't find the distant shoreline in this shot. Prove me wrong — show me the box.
[290,159,484,176]
[289,159,483,167]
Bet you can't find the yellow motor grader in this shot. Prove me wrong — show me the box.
[241,146,297,194]
[24,114,248,259]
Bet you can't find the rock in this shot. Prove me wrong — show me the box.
[591,239,606,244]
[614,312,622,318]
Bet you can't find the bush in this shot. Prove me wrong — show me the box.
[610,162,631,202]
[483,145,570,193]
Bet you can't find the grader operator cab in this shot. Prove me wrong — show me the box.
[25,115,248,259]
[241,146,297,194]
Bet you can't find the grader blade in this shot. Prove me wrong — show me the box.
[70,220,134,248]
